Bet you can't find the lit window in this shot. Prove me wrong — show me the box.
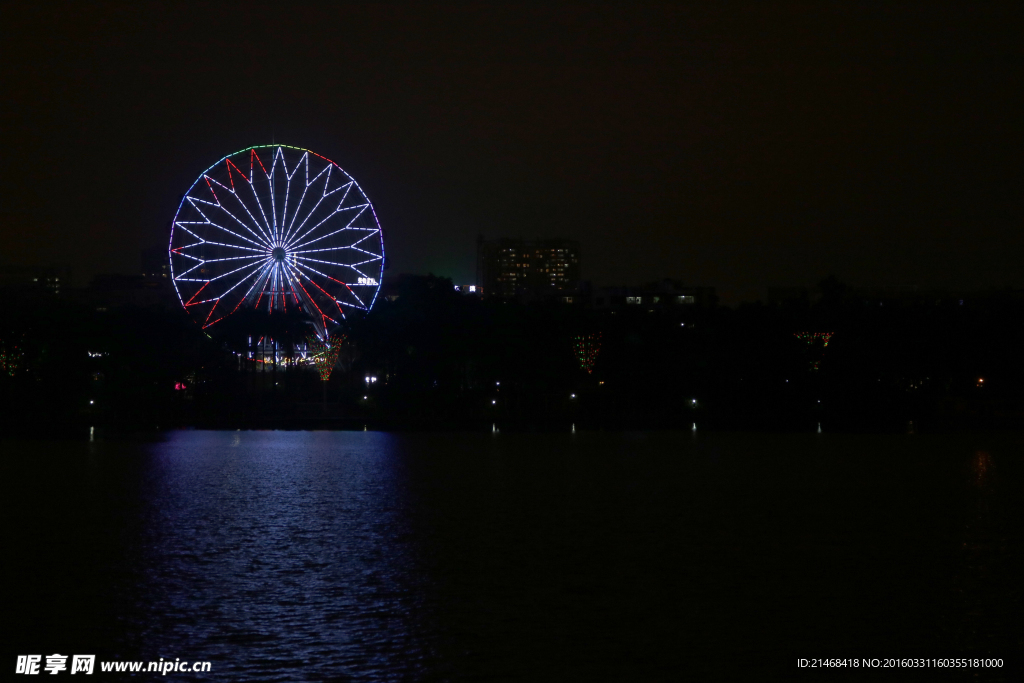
[676,295,695,304]
[626,296,641,304]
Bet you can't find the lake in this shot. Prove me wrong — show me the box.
[5,430,1021,680]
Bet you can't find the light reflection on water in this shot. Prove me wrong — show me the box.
[133,431,430,680]
[5,430,1023,680]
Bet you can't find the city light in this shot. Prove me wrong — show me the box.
[795,331,834,347]
[573,333,602,374]
[308,334,346,382]
[0,340,24,377]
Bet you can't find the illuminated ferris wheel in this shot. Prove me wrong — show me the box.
[168,145,385,339]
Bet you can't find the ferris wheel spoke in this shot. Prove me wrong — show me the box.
[292,255,365,270]
[325,178,354,200]
[215,187,275,246]
[213,196,276,247]
[201,299,223,328]
[186,295,221,306]
[187,199,270,249]
[290,261,350,297]
[173,262,206,280]
[209,258,273,283]
[213,168,276,246]
[200,239,268,254]
[204,220,269,250]
[172,223,205,241]
[170,241,204,254]
[290,245,364,255]
[279,151,302,243]
[280,159,323,246]
[290,264,350,319]
[347,230,379,247]
[237,262,274,311]
[277,151,301,246]
[215,260,271,302]
[188,196,219,209]
[248,264,276,309]
[242,172,274,240]
[173,251,205,264]
[286,265,342,325]
[267,148,285,244]
[205,174,234,195]
[203,254,268,264]
[282,181,355,248]
[281,190,336,248]
[290,230,379,255]
[252,148,269,178]
[298,184,358,227]
[290,259,345,287]
[182,280,211,306]
[346,244,384,259]
[280,183,310,247]
[287,205,370,251]
[278,161,329,246]
[186,258,269,298]
[348,257,383,268]
[290,261,368,310]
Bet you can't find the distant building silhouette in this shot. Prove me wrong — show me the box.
[588,279,716,310]
[477,236,581,301]
[84,273,173,309]
[0,264,71,294]
[142,245,171,281]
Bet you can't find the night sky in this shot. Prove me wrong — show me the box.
[4,3,1021,302]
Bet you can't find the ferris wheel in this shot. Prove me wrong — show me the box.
[168,145,385,339]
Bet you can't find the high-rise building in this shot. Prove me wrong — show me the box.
[477,236,581,300]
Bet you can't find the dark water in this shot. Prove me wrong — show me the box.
[5,430,1022,680]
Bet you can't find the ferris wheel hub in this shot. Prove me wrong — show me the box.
[272,247,286,262]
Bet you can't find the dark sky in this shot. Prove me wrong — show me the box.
[3,3,1021,302]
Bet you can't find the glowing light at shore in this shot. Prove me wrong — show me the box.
[307,334,346,382]
[573,333,602,374]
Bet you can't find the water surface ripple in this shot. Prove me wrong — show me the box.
[5,430,1022,680]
